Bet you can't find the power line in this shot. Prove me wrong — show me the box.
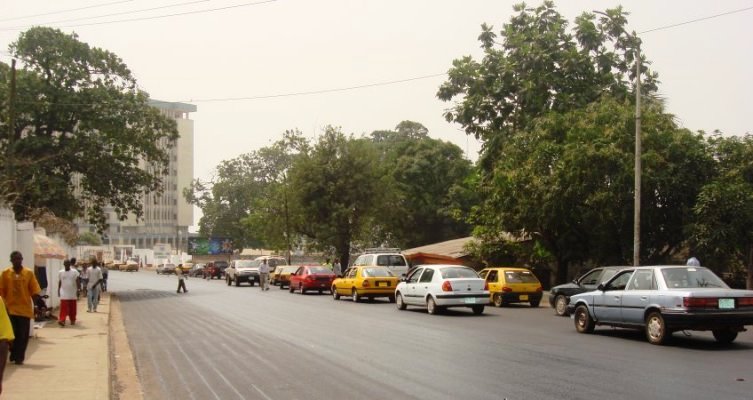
[0,0,134,23]
[638,5,753,34]
[0,0,276,30]
[0,0,211,31]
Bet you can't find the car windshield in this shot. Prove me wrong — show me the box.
[376,255,406,266]
[308,267,331,274]
[235,261,255,268]
[164,264,175,268]
[439,267,478,279]
[362,267,394,277]
[661,267,729,289]
[504,270,539,283]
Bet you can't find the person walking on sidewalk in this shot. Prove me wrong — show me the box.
[259,259,269,291]
[0,251,42,365]
[176,264,188,293]
[57,259,80,326]
[0,296,15,394]
[86,261,104,312]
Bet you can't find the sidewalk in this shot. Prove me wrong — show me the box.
[3,293,110,399]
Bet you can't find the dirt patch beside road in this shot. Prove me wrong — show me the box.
[109,294,143,400]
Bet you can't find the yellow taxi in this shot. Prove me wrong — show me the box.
[332,266,399,303]
[272,265,299,289]
[478,267,543,307]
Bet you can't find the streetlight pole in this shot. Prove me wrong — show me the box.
[593,10,641,266]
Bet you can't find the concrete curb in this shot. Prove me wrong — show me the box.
[109,294,143,400]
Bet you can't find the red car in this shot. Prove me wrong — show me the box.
[289,265,336,294]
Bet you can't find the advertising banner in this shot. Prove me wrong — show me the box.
[187,237,233,255]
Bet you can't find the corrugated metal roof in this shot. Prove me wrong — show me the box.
[402,237,475,259]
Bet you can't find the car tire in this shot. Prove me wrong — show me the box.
[712,329,738,344]
[299,285,305,295]
[388,295,395,303]
[493,293,504,307]
[396,293,406,310]
[530,299,541,308]
[352,289,360,302]
[472,305,485,315]
[574,305,595,334]
[332,286,340,300]
[279,283,285,290]
[427,296,441,315]
[249,280,255,287]
[235,278,240,287]
[226,277,231,286]
[554,295,568,316]
[645,311,670,345]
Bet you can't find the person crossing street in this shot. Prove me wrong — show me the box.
[259,259,270,291]
[176,264,188,293]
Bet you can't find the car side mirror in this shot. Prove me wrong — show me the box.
[597,283,605,291]
[572,279,578,284]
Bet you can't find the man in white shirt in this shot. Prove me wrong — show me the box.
[86,262,104,312]
[57,259,80,326]
[259,259,269,291]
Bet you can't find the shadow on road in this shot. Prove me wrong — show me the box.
[591,327,753,351]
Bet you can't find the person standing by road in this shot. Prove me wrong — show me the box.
[176,264,188,293]
[57,259,80,326]
[259,259,270,291]
[0,251,42,365]
[86,261,104,312]
[0,296,14,394]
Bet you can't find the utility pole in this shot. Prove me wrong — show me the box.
[633,42,642,267]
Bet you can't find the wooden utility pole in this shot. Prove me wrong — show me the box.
[633,45,642,267]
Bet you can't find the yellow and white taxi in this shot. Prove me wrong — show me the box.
[331,266,399,302]
[479,267,543,307]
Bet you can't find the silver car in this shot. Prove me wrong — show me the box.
[568,265,753,345]
[395,264,490,315]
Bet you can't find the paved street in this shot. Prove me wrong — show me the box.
[112,270,753,400]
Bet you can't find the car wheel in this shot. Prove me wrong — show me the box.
[388,295,395,303]
[493,293,504,307]
[249,280,255,287]
[574,305,595,334]
[396,293,407,310]
[352,289,360,302]
[645,311,670,345]
[554,295,568,316]
[235,278,240,287]
[712,329,738,344]
[530,299,541,307]
[472,305,485,315]
[427,296,442,315]
[226,277,231,286]
[279,283,285,290]
[299,285,305,295]
[332,286,340,300]
[289,283,294,293]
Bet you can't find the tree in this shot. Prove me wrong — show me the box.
[288,126,384,267]
[0,27,177,230]
[689,134,753,288]
[78,232,103,246]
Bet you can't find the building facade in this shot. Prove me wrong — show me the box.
[77,100,196,252]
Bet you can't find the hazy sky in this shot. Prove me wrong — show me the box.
[2,0,752,231]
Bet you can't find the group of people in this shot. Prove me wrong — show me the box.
[57,258,105,327]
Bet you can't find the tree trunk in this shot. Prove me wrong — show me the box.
[555,257,568,285]
[747,245,753,290]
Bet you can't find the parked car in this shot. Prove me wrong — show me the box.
[395,264,490,315]
[205,260,229,279]
[226,259,260,287]
[332,266,399,302]
[272,265,299,288]
[478,267,543,307]
[568,265,753,345]
[289,265,337,294]
[189,263,206,277]
[157,263,176,275]
[120,258,139,272]
[549,266,622,316]
[351,249,410,278]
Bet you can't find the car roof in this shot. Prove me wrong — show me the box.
[482,266,531,272]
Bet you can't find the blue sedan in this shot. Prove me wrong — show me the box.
[567,265,753,345]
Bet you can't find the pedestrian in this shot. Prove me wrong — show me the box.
[176,264,188,293]
[79,263,89,299]
[101,265,109,292]
[57,259,80,327]
[259,259,269,291]
[0,251,42,365]
[0,296,14,394]
[686,257,701,266]
[333,258,342,277]
[86,261,104,312]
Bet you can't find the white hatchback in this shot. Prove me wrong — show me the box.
[395,264,490,315]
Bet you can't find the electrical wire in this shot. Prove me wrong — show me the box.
[0,0,134,23]
[638,5,753,34]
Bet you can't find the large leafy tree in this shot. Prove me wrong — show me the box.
[0,27,177,230]
[288,126,384,267]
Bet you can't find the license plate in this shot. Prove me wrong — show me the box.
[464,297,476,304]
[320,283,326,287]
[520,295,529,301]
[378,282,387,287]
[719,298,735,309]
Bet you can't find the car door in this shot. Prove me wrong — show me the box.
[620,269,656,325]
[415,268,435,302]
[482,269,501,300]
[592,270,633,323]
[291,266,305,290]
[402,268,423,305]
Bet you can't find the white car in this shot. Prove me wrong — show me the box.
[395,264,490,315]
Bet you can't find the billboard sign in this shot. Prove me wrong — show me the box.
[187,237,234,255]
[153,243,172,260]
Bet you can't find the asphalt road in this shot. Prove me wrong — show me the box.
[111,270,753,400]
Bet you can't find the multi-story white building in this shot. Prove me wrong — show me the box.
[77,100,196,252]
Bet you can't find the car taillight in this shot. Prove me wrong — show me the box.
[739,297,753,307]
[442,281,453,292]
[362,280,370,288]
[502,287,512,292]
[483,281,489,291]
[683,297,718,308]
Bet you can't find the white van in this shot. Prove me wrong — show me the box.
[351,249,410,277]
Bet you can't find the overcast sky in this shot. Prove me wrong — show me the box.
[2,0,752,232]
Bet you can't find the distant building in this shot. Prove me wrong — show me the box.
[76,100,196,251]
